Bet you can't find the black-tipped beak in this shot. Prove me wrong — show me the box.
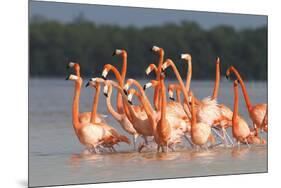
[128,100,133,105]
[101,75,107,80]
[150,47,153,51]
[237,79,240,83]
[123,89,128,95]
[85,82,90,87]
[225,75,229,80]
[143,85,146,91]
[112,51,116,56]
[65,75,70,80]
[66,64,70,69]
[103,92,108,98]
[169,97,175,101]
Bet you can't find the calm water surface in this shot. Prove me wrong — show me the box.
[29,79,267,187]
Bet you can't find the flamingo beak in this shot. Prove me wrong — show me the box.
[225,74,229,80]
[65,75,70,80]
[143,85,146,91]
[112,51,116,56]
[123,89,128,95]
[169,97,175,101]
[85,82,90,87]
[128,100,133,105]
[103,85,109,97]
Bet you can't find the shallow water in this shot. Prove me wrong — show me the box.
[29,79,267,187]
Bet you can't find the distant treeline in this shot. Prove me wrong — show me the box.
[29,16,267,80]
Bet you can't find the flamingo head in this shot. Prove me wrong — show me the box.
[127,88,137,105]
[187,91,194,105]
[216,57,220,65]
[67,62,80,76]
[168,89,175,101]
[85,77,104,88]
[112,49,125,56]
[103,83,109,97]
[161,59,172,72]
[143,80,159,91]
[180,53,192,62]
[123,79,133,95]
[151,45,164,55]
[101,65,111,80]
[66,74,82,84]
[225,65,234,80]
[145,64,157,75]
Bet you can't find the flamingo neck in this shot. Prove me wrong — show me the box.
[185,59,192,92]
[115,84,138,120]
[90,83,100,124]
[121,52,127,81]
[160,78,167,127]
[154,50,164,111]
[231,68,252,111]
[232,83,239,131]
[191,96,197,130]
[106,85,122,121]
[168,61,189,104]
[211,61,220,100]
[72,80,82,130]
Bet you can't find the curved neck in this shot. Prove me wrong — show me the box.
[211,59,220,100]
[230,67,252,111]
[167,60,189,104]
[107,65,127,115]
[106,85,122,121]
[72,80,82,130]
[108,65,123,86]
[130,79,154,113]
[113,83,138,120]
[232,83,239,128]
[121,52,127,81]
[90,83,100,124]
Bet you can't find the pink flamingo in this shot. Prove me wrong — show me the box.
[66,74,130,153]
[226,66,268,136]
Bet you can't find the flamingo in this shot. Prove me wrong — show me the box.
[167,83,182,102]
[101,64,143,115]
[208,57,234,145]
[66,74,130,153]
[188,91,211,148]
[231,80,266,146]
[66,62,106,124]
[226,66,268,135]
[126,78,184,152]
[112,49,128,114]
[146,63,189,119]
[86,78,139,150]
[150,45,165,111]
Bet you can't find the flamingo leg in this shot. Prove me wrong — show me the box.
[212,127,225,141]
[221,127,228,146]
[184,135,194,148]
[133,134,137,151]
[223,128,234,146]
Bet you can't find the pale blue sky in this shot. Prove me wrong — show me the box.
[30,1,267,30]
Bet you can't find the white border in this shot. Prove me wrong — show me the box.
[1,0,280,188]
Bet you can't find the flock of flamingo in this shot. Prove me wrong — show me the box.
[66,46,268,153]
